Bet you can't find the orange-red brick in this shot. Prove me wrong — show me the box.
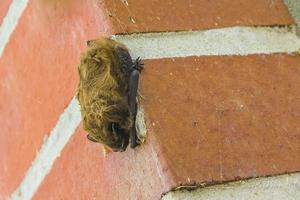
[103,0,294,33]
[1,0,298,198]
[0,0,11,24]
[34,54,300,199]
[34,125,171,200]
[0,0,111,197]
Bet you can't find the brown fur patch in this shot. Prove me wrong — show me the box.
[77,38,133,151]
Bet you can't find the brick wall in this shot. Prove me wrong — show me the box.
[0,1,299,200]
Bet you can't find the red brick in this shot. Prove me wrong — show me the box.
[0,0,11,24]
[1,0,298,198]
[34,125,171,200]
[140,54,300,185]
[103,0,294,34]
[34,54,300,199]
[0,0,12,25]
[0,0,112,197]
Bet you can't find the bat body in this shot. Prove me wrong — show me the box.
[77,38,143,152]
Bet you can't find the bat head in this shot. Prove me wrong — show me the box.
[84,103,131,152]
[86,122,130,152]
[82,101,132,152]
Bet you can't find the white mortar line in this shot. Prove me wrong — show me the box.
[283,0,300,36]
[8,25,300,200]
[10,97,82,200]
[162,173,300,200]
[112,26,300,59]
[0,0,29,58]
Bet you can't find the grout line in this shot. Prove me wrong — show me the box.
[10,97,82,200]
[162,172,300,200]
[0,0,29,58]
[112,26,300,59]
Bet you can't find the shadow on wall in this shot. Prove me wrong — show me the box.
[284,0,300,37]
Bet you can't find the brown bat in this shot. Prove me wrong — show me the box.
[76,37,143,152]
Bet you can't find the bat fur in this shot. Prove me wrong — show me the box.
[77,37,142,152]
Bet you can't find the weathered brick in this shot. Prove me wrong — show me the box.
[140,54,300,185]
[0,0,111,197]
[0,0,12,24]
[34,54,300,199]
[103,0,294,34]
[34,125,171,200]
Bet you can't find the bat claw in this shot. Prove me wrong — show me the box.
[134,57,144,72]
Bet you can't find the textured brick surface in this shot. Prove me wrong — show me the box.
[1,0,299,199]
[0,0,11,24]
[34,54,300,199]
[33,125,172,200]
[140,54,300,186]
[0,0,111,197]
[103,0,294,34]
